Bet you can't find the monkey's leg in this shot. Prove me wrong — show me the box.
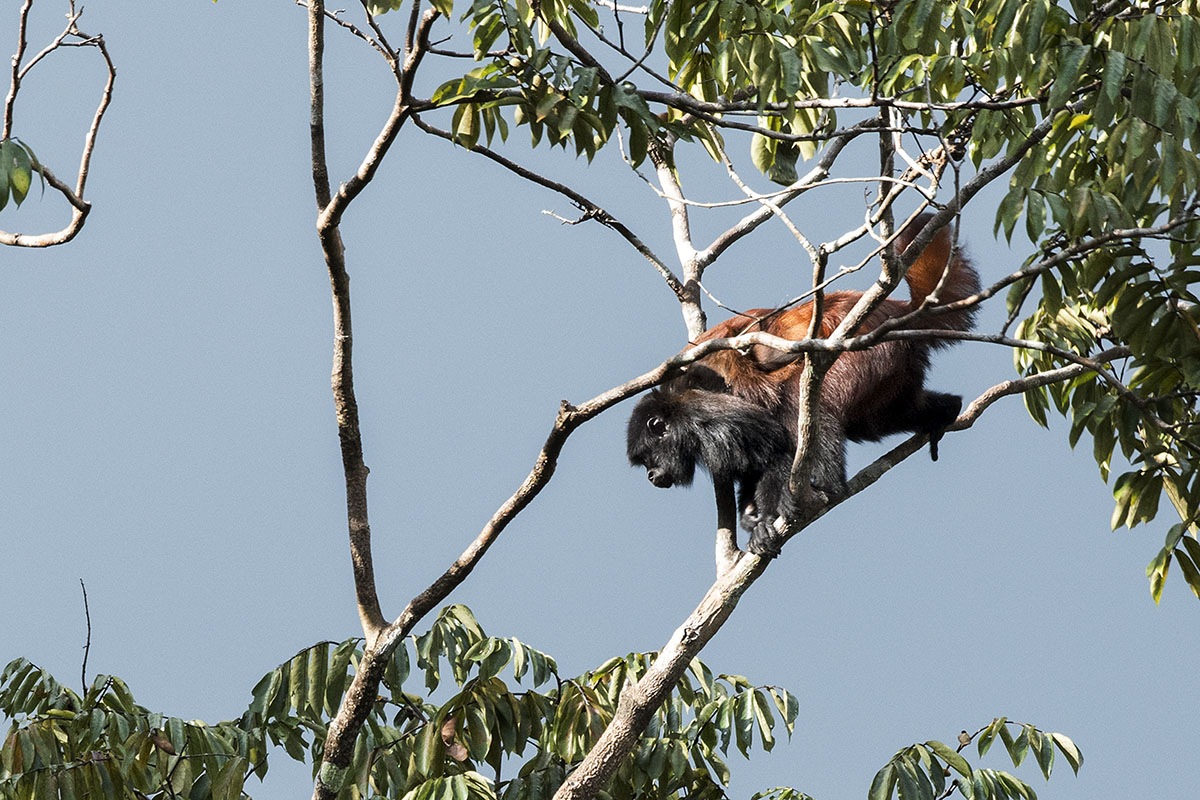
[737,471,764,531]
[747,466,790,558]
[713,477,741,574]
[747,410,846,557]
[807,408,848,497]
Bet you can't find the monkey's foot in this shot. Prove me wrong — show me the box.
[747,516,787,558]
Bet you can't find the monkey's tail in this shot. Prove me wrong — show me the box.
[895,213,981,337]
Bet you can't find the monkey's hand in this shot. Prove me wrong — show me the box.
[739,502,762,535]
[928,430,943,461]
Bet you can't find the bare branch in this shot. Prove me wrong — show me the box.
[297,0,397,69]
[66,20,114,202]
[17,4,83,81]
[2,0,32,141]
[0,3,114,248]
[307,0,386,644]
[647,134,705,335]
[79,578,91,693]
[552,550,769,800]
[702,118,879,265]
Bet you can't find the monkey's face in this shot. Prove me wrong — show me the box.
[626,391,698,489]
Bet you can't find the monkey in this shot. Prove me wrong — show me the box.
[627,213,979,556]
[626,364,795,533]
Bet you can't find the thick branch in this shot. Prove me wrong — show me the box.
[647,134,707,337]
[551,550,769,800]
[307,0,386,645]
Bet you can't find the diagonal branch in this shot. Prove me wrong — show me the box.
[701,118,879,266]
[548,344,1128,800]
[410,114,684,300]
[830,104,1071,345]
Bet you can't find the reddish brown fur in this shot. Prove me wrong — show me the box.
[687,214,979,441]
[628,214,980,555]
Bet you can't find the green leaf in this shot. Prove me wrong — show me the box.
[752,690,775,751]
[1180,535,1200,568]
[1031,729,1054,779]
[1049,732,1083,776]
[750,133,774,178]
[416,717,444,777]
[307,643,328,719]
[211,755,247,800]
[925,740,971,778]
[895,757,929,800]
[5,140,31,205]
[868,763,896,800]
[1040,272,1062,316]
[326,639,357,714]
[1049,45,1091,109]
[1174,548,1200,600]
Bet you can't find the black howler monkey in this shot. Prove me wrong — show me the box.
[627,214,980,556]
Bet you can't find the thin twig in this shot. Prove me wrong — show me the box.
[2,0,33,140]
[79,578,91,692]
[17,5,83,80]
[411,114,685,300]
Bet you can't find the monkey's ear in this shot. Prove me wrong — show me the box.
[678,364,729,393]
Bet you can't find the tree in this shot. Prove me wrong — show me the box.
[2,1,1197,800]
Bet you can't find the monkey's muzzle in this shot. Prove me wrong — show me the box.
[645,468,674,488]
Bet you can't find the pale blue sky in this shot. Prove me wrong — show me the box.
[2,4,1196,799]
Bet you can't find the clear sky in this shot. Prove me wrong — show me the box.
[2,4,1197,800]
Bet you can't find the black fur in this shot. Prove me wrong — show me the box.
[627,372,798,555]
[627,215,978,557]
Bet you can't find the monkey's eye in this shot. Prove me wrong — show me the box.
[647,416,667,437]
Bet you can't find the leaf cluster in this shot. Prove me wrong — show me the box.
[976,1,1200,602]
[869,718,1082,800]
[0,139,42,212]
[0,660,258,800]
[1,605,804,800]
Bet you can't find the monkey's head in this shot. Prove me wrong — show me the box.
[626,388,701,489]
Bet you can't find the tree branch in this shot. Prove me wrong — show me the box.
[307,0,386,646]
[410,114,684,300]
[0,2,114,248]
[2,0,32,142]
[551,550,769,800]
[701,118,879,265]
